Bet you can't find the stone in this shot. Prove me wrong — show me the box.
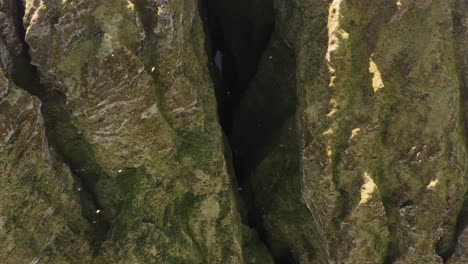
[0,0,466,263]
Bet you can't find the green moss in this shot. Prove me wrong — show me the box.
[40,97,113,251]
[57,28,102,83]
[43,100,96,173]
[116,168,143,197]
[92,1,140,51]
[110,168,147,242]
[166,192,199,228]
[240,225,274,264]
[372,170,400,263]
[157,192,206,263]
[175,128,218,171]
[331,119,355,225]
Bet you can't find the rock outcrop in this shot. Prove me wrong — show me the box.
[0,0,466,263]
[2,0,271,263]
[234,0,468,263]
[298,0,467,262]
[0,2,93,261]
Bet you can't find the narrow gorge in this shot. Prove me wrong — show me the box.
[0,0,467,263]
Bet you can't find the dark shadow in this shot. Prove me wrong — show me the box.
[202,0,275,135]
[437,2,468,261]
[199,0,300,263]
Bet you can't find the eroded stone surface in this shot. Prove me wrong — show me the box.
[21,0,271,263]
[0,74,93,264]
[297,0,466,262]
[0,18,93,261]
[234,0,468,263]
[0,0,467,263]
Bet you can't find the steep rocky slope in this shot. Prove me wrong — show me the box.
[0,0,467,263]
[1,0,271,263]
[297,0,466,262]
[0,2,93,262]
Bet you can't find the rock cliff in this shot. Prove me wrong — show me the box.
[0,0,466,263]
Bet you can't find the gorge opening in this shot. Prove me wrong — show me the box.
[200,0,300,263]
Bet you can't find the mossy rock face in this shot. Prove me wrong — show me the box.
[9,0,270,263]
[233,0,468,263]
[295,0,467,263]
[0,5,93,262]
[0,70,94,262]
[1,0,467,263]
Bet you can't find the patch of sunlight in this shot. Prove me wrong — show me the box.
[326,145,333,161]
[98,33,118,58]
[127,0,135,10]
[326,98,339,117]
[369,58,385,92]
[360,172,377,204]
[326,0,349,73]
[350,128,361,140]
[157,5,165,16]
[396,0,402,8]
[326,108,338,117]
[326,30,349,64]
[322,128,334,136]
[426,179,439,190]
[339,30,350,40]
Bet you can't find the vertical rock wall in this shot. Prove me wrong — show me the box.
[235,0,468,263]
[231,0,328,262]
[0,0,467,263]
[1,0,271,263]
[0,1,93,262]
[296,0,467,263]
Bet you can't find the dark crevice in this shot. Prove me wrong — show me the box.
[200,1,297,263]
[399,199,414,208]
[132,0,159,37]
[11,0,41,97]
[438,1,468,261]
[440,197,468,262]
[10,0,110,252]
[203,0,275,136]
